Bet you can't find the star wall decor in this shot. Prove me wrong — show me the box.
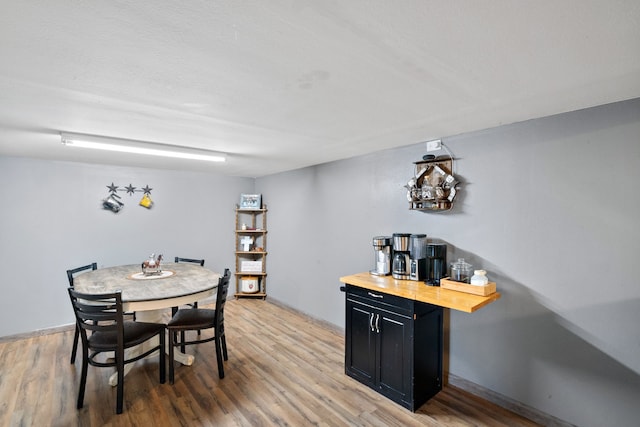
[101,182,156,212]
[105,182,153,196]
[107,182,119,193]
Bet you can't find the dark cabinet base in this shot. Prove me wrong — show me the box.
[344,284,443,412]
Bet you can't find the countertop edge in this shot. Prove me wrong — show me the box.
[340,273,501,313]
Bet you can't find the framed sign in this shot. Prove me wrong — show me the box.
[239,194,262,210]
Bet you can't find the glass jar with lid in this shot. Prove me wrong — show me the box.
[450,258,472,283]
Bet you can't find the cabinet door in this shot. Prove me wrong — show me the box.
[345,299,376,386]
[377,310,412,403]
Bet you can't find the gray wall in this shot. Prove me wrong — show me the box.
[256,98,640,427]
[0,158,253,335]
[1,98,639,426]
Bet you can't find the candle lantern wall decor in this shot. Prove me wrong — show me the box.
[405,155,460,211]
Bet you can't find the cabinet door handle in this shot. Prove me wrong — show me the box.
[375,314,380,333]
[367,292,383,299]
[369,313,375,332]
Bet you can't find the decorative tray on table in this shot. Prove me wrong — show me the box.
[128,270,175,280]
[440,278,497,296]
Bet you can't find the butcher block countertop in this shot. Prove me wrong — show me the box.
[340,272,501,313]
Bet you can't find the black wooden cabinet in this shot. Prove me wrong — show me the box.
[344,284,443,411]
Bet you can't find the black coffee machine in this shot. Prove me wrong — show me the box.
[409,234,427,281]
[426,243,447,286]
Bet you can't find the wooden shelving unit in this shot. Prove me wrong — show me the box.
[234,205,267,299]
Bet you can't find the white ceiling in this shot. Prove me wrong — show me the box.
[1,1,639,177]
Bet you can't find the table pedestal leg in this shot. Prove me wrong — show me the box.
[108,308,195,386]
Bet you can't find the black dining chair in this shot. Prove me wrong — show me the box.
[173,256,206,311]
[167,268,230,384]
[173,257,206,336]
[67,288,166,414]
[66,263,97,364]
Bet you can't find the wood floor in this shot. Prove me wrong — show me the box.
[0,299,541,427]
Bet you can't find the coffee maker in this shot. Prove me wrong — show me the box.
[370,236,392,276]
[426,243,447,286]
[392,233,411,280]
[409,234,427,281]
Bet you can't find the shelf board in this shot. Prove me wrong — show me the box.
[235,251,267,255]
[235,292,267,299]
[235,229,267,233]
[235,272,267,276]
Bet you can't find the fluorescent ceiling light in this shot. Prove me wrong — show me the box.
[60,132,226,162]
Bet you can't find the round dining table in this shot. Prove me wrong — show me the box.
[73,262,221,385]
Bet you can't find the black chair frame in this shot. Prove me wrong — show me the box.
[173,257,206,336]
[67,288,166,414]
[167,268,230,384]
[172,256,205,312]
[66,262,97,364]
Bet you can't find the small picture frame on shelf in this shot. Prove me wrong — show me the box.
[239,194,262,210]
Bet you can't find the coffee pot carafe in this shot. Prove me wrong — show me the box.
[392,233,411,280]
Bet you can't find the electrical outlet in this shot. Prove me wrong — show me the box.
[426,139,442,152]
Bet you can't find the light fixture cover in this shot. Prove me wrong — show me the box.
[60,132,226,162]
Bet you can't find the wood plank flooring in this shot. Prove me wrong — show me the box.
[0,299,541,426]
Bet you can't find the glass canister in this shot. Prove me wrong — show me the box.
[450,258,472,283]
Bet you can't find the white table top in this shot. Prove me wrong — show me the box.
[73,262,220,312]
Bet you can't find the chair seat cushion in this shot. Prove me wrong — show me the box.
[89,321,165,350]
[168,308,216,330]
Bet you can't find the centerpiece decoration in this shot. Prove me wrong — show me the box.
[141,253,163,276]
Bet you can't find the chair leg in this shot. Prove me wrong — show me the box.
[221,334,228,361]
[194,302,201,336]
[159,330,166,384]
[180,331,186,354]
[70,324,80,364]
[77,348,89,409]
[116,354,124,414]
[214,334,225,379]
[169,330,176,384]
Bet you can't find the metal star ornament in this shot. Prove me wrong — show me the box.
[107,183,119,193]
[125,184,136,195]
[142,185,153,195]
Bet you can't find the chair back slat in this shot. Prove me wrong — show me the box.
[66,262,98,286]
[174,257,205,266]
[68,289,123,334]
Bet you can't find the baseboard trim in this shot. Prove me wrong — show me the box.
[264,296,345,336]
[0,324,74,343]
[448,374,575,427]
